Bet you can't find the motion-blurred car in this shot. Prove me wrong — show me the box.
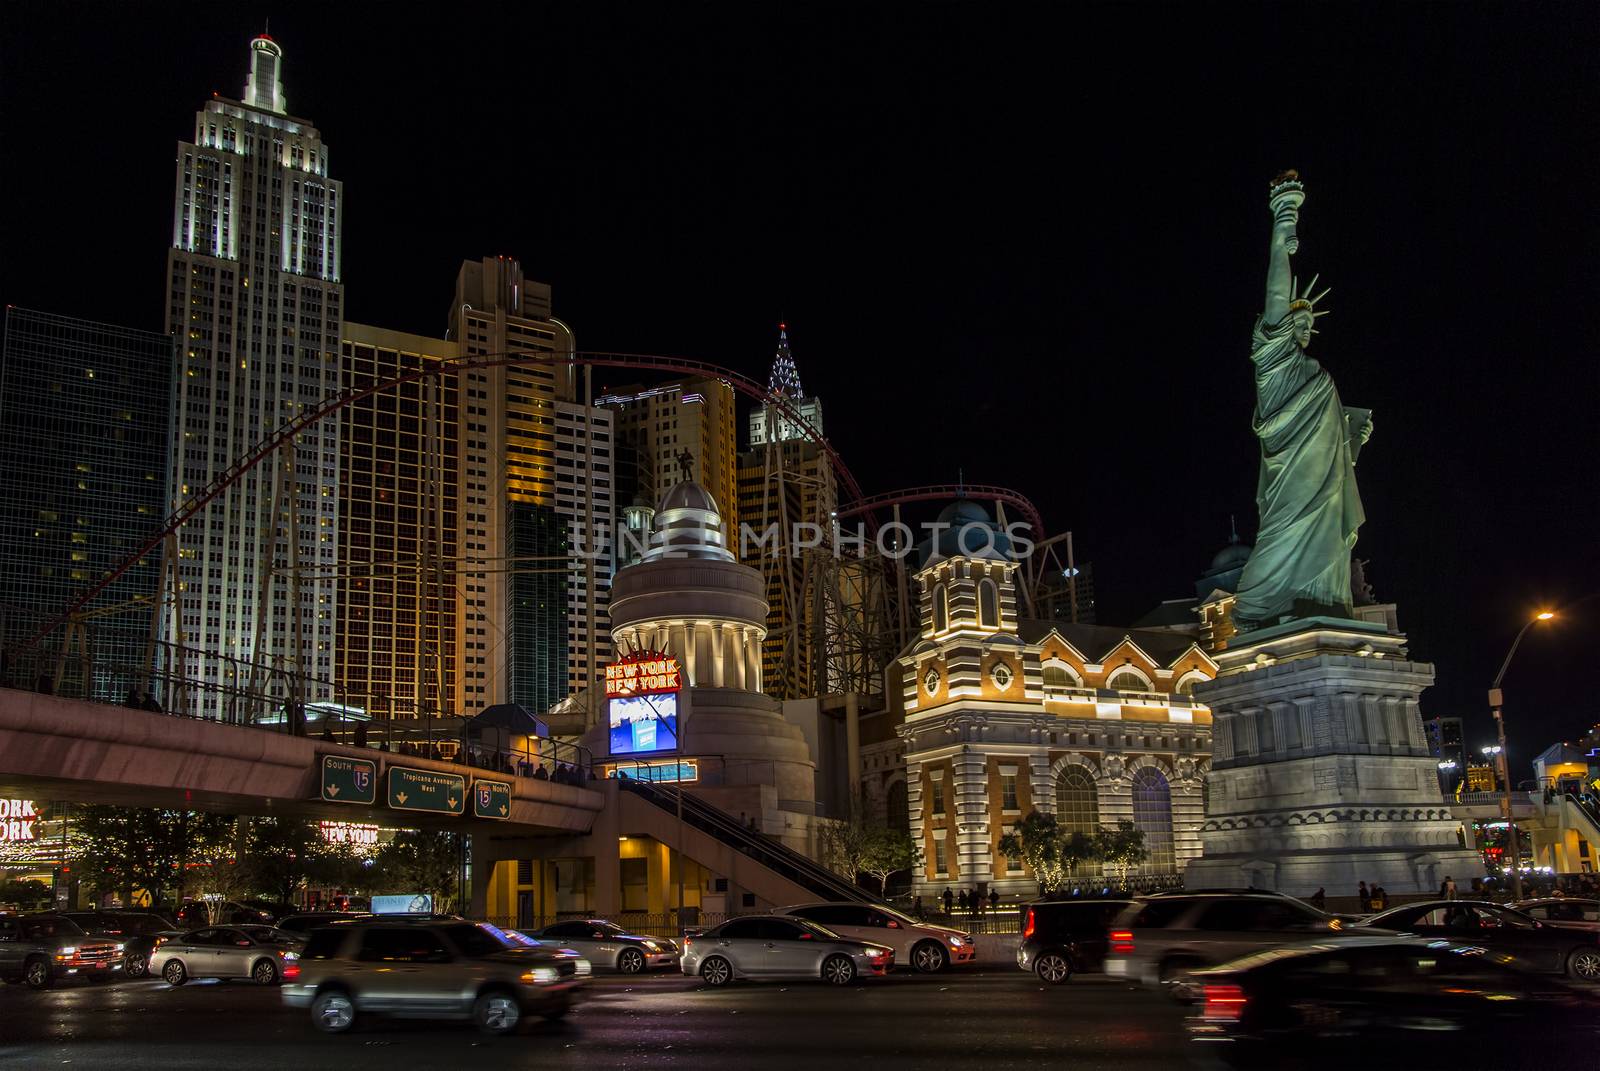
[528,919,677,973]
[275,912,373,939]
[281,919,587,1035]
[62,911,178,978]
[777,903,974,973]
[0,913,123,989]
[1357,900,1600,980]
[1105,893,1357,990]
[151,924,304,986]
[1185,937,1600,1069]
[1015,898,1135,983]
[680,915,893,986]
[1511,897,1600,930]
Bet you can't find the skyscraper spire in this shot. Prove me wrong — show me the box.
[768,322,804,401]
[244,31,286,114]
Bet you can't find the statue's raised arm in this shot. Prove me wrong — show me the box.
[1264,171,1303,325]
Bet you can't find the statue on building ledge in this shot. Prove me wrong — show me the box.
[1232,172,1374,632]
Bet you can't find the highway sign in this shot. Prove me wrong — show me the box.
[387,766,466,815]
[472,779,512,820]
[321,755,378,805]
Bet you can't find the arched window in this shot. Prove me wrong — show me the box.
[1173,672,1205,697]
[933,585,948,632]
[1042,663,1080,692]
[1132,767,1175,874]
[978,579,999,628]
[1054,767,1099,837]
[887,780,909,833]
[1107,668,1151,693]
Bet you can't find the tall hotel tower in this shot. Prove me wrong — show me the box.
[164,35,343,712]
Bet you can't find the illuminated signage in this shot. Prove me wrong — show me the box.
[609,692,680,755]
[372,893,433,915]
[604,651,682,698]
[0,799,38,843]
[606,759,698,784]
[319,821,379,847]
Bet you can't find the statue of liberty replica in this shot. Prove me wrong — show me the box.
[1185,173,1483,896]
[1232,172,1373,630]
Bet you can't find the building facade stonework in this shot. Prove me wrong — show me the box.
[897,501,1216,898]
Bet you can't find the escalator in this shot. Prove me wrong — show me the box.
[618,778,880,905]
[1562,793,1600,857]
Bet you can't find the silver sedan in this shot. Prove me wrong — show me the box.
[680,915,893,986]
[150,925,303,986]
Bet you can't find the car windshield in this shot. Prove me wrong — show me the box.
[26,917,86,938]
[796,918,841,940]
[593,921,628,936]
[441,922,515,958]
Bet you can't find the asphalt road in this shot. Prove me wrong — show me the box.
[0,966,1210,1070]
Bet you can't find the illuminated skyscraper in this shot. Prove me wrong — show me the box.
[164,34,343,712]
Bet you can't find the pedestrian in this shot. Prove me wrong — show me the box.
[1442,875,1458,900]
[1309,887,1326,909]
[958,889,970,914]
[1358,880,1369,906]
[973,889,984,917]
[124,686,142,707]
[1375,885,1390,910]
[353,723,368,749]
[988,889,999,913]
[913,895,924,919]
[943,888,954,916]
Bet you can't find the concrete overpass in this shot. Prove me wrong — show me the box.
[0,688,603,834]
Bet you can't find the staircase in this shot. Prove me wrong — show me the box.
[618,778,879,905]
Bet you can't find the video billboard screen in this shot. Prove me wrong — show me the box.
[608,692,679,755]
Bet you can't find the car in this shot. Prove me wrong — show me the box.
[276,912,373,939]
[1184,936,1600,1069]
[1511,897,1600,929]
[62,911,179,979]
[150,924,305,986]
[0,913,124,989]
[679,915,894,986]
[1015,898,1135,983]
[175,900,279,927]
[280,918,588,1035]
[775,903,974,973]
[1356,900,1600,981]
[528,919,678,973]
[1105,893,1358,990]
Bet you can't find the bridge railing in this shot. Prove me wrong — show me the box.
[0,636,594,782]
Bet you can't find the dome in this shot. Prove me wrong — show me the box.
[1209,539,1252,572]
[660,481,721,515]
[916,497,1013,566]
[641,480,735,562]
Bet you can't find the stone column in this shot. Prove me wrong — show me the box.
[745,628,761,693]
[680,622,698,688]
[845,692,862,797]
[1028,753,1054,816]
[952,747,990,888]
[672,623,693,685]
[727,625,746,690]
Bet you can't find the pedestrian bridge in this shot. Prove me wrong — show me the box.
[0,688,603,834]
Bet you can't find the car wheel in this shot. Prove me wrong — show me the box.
[252,959,279,986]
[700,956,733,987]
[473,989,522,1035]
[1034,952,1072,984]
[617,948,645,974]
[1567,947,1600,982]
[822,953,856,986]
[162,959,188,986]
[124,952,148,978]
[911,940,949,974]
[311,989,356,1033]
[24,957,53,990]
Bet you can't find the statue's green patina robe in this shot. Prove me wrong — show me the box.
[1233,314,1366,629]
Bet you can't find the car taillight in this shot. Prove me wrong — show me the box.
[1202,984,1248,1022]
[282,963,300,980]
[1023,908,1035,939]
[1110,930,1134,954]
[683,938,693,949]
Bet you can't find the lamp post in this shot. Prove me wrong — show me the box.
[1487,610,1555,900]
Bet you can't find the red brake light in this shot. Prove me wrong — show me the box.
[282,964,300,981]
[1023,908,1035,939]
[1202,984,1248,1022]
[683,938,693,949]
[1110,930,1135,954]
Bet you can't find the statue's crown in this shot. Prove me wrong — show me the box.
[1289,274,1331,316]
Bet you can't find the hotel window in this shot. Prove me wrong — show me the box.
[934,585,948,632]
[930,774,946,816]
[1001,770,1019,811]
[933,833,949,876]
[1108,669,1148,692]
[978,579,999,627]
[1003,827,1023,872]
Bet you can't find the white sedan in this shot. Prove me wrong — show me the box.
[776,903,975,972]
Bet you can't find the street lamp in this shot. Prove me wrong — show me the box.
[1486,609,1556,899]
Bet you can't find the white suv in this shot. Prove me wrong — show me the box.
[777,903,975,973]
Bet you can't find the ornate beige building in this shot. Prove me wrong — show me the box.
[886,500,1219,897]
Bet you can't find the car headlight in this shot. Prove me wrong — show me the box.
[574,957,592,977]
[642,940,660,951]
[947,936,964,947]
[114,943,126,952]
[521,967,559,985]
[59,946,77,955]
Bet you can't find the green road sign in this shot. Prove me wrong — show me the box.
[472,779,512,820]
[321,755,378,805]
[387,766,466,815]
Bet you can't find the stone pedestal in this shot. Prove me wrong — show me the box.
[1186,616,1482,896]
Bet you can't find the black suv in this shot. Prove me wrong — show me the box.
[1015,898,1135,983]
[61,911,178,978]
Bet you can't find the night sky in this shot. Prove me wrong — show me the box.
[3,3,1597,767]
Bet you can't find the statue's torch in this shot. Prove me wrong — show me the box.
[1270,173,1305,255]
